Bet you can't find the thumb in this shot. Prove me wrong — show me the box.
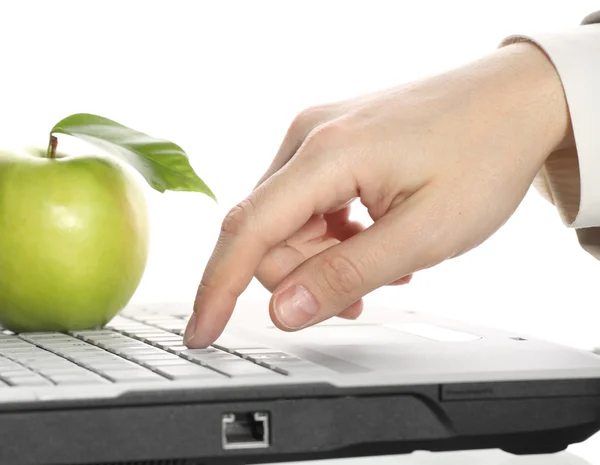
[269,189,441,331]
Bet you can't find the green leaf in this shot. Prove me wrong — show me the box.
[50,113,215,199]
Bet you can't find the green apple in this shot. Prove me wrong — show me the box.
[0,147,149,332]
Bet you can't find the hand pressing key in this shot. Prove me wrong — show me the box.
[184,42,572,348]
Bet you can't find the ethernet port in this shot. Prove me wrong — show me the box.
[222,412,270,450]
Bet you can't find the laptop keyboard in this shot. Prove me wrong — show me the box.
[0,314,321,387]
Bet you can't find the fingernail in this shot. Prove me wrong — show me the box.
[274,285,319,329]
[184,312,197,345]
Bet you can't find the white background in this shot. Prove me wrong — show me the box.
[1,1,599,463]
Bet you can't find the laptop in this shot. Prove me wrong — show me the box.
[1,301,600,465]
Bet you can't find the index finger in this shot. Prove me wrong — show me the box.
[184,151,355,348]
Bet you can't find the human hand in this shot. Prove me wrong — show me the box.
[184,41,571,347]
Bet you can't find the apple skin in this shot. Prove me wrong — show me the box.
[0,148,149,332]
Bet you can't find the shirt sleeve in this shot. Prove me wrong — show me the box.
[499,12,600,259]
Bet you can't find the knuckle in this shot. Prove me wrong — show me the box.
[289,105,327,137]
[318,254,364,297]
[220,197,256,236]
[305,121,349,154]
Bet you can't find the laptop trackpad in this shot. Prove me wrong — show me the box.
[263,324,459,373]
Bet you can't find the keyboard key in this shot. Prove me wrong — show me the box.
[53,348,108,358]
[15,350,57,358]
[71,330,116,337]
[93,340,141,348]
[0,360,20,369]
[146,340,185,349]
[206,360,281,377]
[95,338,151,347]
[235,348,286,355]
[27,359,79,368]
[3,375,53,386]
[0,340,33,348]
[142,359,192,368]
[151,343,184,352]
[0,368,35,377]
[128,353,181,362]
[119,326,158,334]
[181,348,220,355]
[0,357,31,366]
[33,340,83,347]
[0,342,38,350]
[40,342,98,351]
[20,333,67,340]
[81,362,137,372]
[103,370,165,382]
[49,374,108,385]
[79,335,133,345]
[7,348,49,356]
[155,323,186,332]
[99,341,144,351]
[38,339,90,347]
[185,352,240,362]
[147,341,186,349]
[88,333,137,339]
[0,367,22,376]
[155,365,224,380]
[139,332,183,344]
[132,327,172,334]
[103,340,151,348]
[212,333,268,352]
[106,316,132,325]
[126,333,168,341]
[0,348,41,356]
[77,355,132,365]
[125,327,167,333]
[74,353,128,362]
[165,345,189,354]
[114,347,166,356]
[10,357,55,367]
[77,340,124,349]
[109,321,149,328]
[143,335,183,342]
[40,367,89,376]
[246,352,299,361]
[51,346,107,354]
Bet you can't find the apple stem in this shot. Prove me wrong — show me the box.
[48,135,58,159]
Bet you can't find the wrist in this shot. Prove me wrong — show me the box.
[423,41,572,171]
[485,42,573,158]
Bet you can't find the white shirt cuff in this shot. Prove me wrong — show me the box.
[501,14,600,229]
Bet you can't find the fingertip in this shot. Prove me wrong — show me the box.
[268,294,298,332]
[185,285,237,348]
[184,317,223,349]
[269,285,320,331]
[183,312,198,347]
